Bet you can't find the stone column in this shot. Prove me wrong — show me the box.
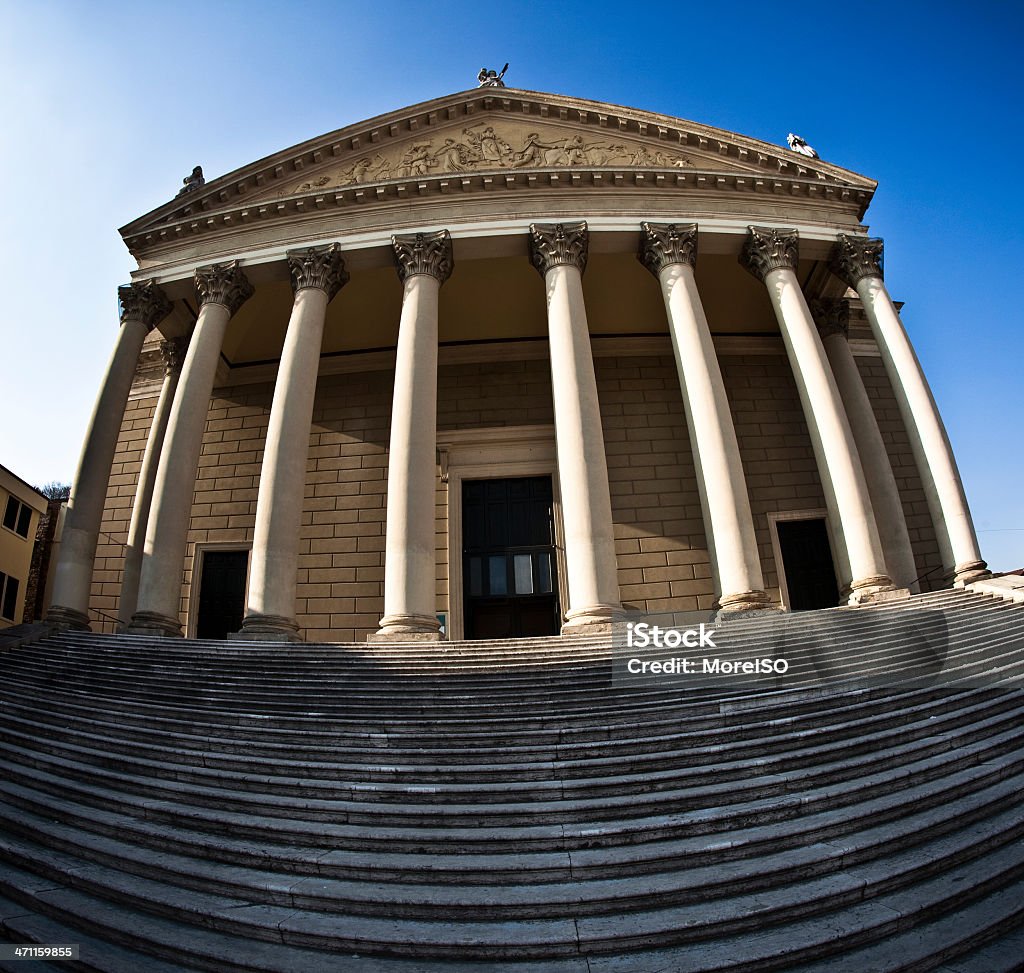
[240,244,348,641]
[128,262,253,636]
[47,280,172,630]
[639,222,771,613]
[831,235,989,586]
[529,222,623,632]
[373,231,453,641]
[740,226,898,604]
[810,299,919,591]
[118,336,188,627]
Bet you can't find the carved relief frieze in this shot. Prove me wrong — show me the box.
[280,121,698,197]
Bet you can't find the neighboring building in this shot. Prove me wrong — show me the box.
[45,87,989,642]
[0,465,47,629]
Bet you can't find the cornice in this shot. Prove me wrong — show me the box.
[123,170,872,259]
[120,89,876,257]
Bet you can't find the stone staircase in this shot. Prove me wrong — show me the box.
[0,589,1023,972]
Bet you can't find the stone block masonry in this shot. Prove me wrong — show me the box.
[90,342,944,640]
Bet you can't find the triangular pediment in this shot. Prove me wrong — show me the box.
[242,115,764,204]
[121,88,876,243]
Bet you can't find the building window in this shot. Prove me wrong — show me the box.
[0,571,20,621]
[2,496,33,539]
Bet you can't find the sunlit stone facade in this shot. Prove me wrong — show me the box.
[47,88,988,642]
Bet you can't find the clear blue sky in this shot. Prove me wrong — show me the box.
[1,1,1021,570]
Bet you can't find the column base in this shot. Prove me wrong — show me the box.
[714,590,781,620]
[369,613,442,642]
[231,613,303,643]
[952,560,991,586]
[843,576,910,606]
[126,610,183,637]
[44,605,92,631]
[561,604,624,636]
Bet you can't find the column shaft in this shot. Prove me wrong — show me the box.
[378,276,441,636]
[129,263,252,636]
[531,222,622,631]
[857,270,986,583]
[766,267,894,597]
[242,244,347,640]
[641,223,770,612]
[374,230,452,640]
[118,338,186,626]
[48,281,171,629]
[813,302,919,591]
[740,225,897,603]
[242,289,327,637]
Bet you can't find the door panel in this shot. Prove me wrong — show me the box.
[777,519,839,611]
[463,477,560,639]
[196,550,249,640]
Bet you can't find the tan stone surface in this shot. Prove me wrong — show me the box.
[91,331,954,641]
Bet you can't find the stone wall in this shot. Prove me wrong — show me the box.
[90,339,942,640]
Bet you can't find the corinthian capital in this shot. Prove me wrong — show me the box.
[739,226,799,282]
[194,261,254,315]
[809,298,850,340]
[159,336,189,374]
[528,222,589,277]
[391,230,454,285]
[638,222,698,277]
[830,234,884,287]
[117,279,172,331]
[287,243,349,300]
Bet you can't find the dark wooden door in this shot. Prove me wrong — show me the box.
[462,477,560,639]
[196,550,249,639]
[777,518,839,611]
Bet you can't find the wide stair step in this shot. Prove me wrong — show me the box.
[1,588,1023,970]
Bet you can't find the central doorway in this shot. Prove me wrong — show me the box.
[194,548,249,640]
[462,476,561,639]
[775,517,840,611]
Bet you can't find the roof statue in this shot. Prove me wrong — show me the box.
[175,165,205,197]
[477,63,508,87]
[786,133,819,159]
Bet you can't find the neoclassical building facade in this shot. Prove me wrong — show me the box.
[47,88,989,642]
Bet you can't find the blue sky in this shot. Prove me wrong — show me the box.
[1,1,1021,569]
